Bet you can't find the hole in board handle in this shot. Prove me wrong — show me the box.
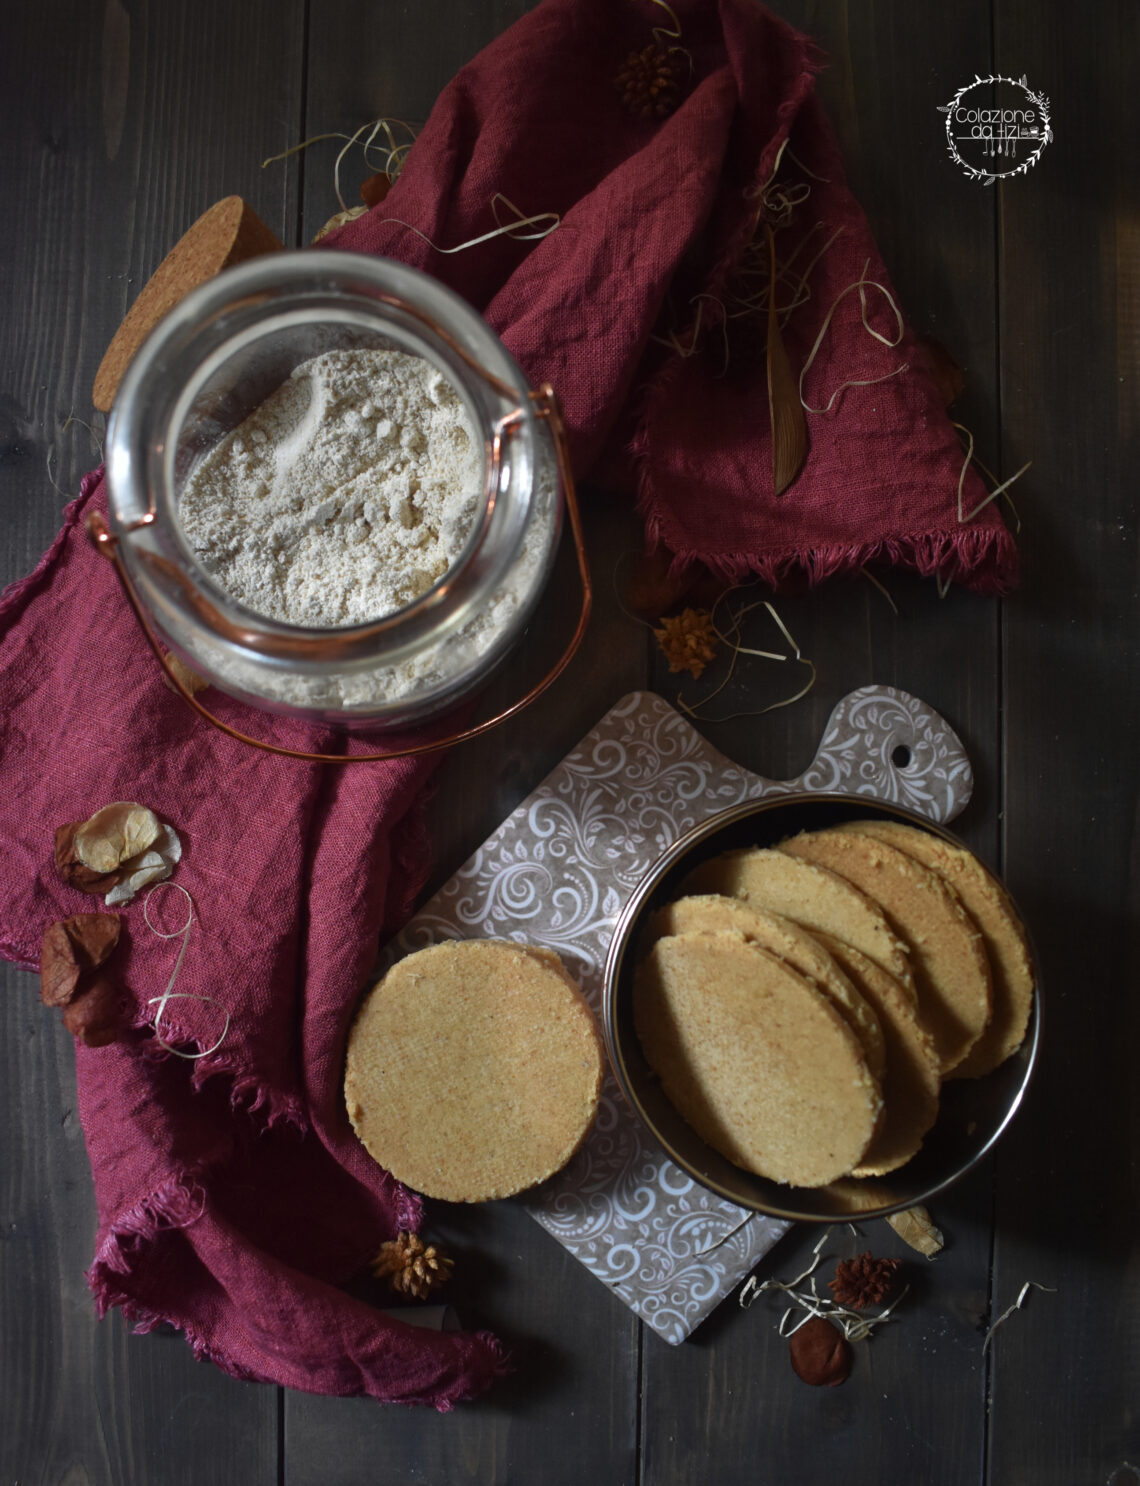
[891,744,912,769]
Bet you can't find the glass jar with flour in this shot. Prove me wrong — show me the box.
[96,252,586,749]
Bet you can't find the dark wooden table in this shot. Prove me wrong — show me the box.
[2,2,1136,1482]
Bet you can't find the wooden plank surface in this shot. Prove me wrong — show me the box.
[637,3,1005,1475]
[289,13,644,1481]
[0,1,305,1481]
[991,1,1140,1481]
[0,0,1135,1482]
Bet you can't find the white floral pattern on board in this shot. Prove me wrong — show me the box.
[386,686,972,1343]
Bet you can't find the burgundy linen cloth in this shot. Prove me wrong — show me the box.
[0,0,1017,1417]
[0,474,506,1408]
[328,0,1015,591]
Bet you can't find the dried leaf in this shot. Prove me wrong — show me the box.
[53,821,124,896]
[40,914,121,1006]
[788,1315,852,1386]
[312,205,368,243]
[61,970,122,1047]
[74,802,161,874]
[766,223,807,496]
[887,1205,944,1257]
[162,651,210,696]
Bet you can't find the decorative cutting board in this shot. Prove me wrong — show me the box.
[385,685,973,1343]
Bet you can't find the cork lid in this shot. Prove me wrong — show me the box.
[93,196,283,412]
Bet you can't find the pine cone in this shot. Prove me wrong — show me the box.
[370,1231,454,1300]
[615,43,684,120]
[828,1251,902,1309]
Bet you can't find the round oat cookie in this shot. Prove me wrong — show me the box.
[634,929,882,1187]
[649,894,886,1082]
[836,819,1035,1077]
[816,933,942,1176]
[345,939,603,1203]
[682,847,916,998]
[780,828,992,1076]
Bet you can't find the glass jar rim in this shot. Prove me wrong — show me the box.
[105,251,548,669]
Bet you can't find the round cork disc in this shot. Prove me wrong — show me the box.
[92,196,284,412]
[344,940,603,1203]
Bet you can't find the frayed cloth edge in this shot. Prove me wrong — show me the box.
[638,511,1020,597]
[88,1170,207,1284]
[86,1187,511,1409]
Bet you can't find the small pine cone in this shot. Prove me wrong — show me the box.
[828,1251,902,1310]
[615,43,683,120]
[370,1231,454,1301]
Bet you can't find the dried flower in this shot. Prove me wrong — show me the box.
[370,1231,453,1300]
[40,914,121,1007]
[55,802,181,907]
[654,607,718,679]
[614,42,684,120]
[829,1251,902,1309]
[789,1315,851,1386]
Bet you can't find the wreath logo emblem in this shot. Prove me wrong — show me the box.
[938,75,1052,184]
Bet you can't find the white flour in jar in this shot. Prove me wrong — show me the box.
[178,348,484,627]
[172,345,557,713]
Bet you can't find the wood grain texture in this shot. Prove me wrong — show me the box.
[1,0,1135,1480]
[0,1,305,1481]
[287,8,643,1481]
[641,3,1006,1479]
[991,0,1140,1481]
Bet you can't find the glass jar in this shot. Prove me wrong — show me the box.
[101,251,570,732]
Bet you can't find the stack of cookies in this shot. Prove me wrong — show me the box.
[633,820,1035,1187]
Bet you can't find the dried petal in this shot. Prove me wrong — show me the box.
[74,802,161,874]
[104,824,182,906]
[53,821,124,896]
[789,1316,852,1386]
[40,914,121,1006]
[887,1205,945,1257]
[61,970,122,1047]
[40,922,83,1006]
[359,172,391,208]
